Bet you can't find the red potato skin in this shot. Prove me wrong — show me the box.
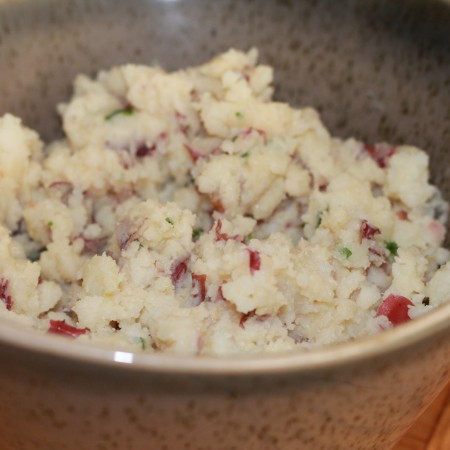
[48,320,89,338]
[377,294,414,325]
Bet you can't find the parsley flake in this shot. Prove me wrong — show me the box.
[192,228,204,240]
[385,241,399,257]
[240,152,250,158]
[247,232,254,242]
[340,247,352,259]
[139,337,146,350]
[316,212,323,228]
[316,206,329,228]
[105,106,134,121]
[165,217,174,226]
[235,111,244,119]
[47,221,54,228]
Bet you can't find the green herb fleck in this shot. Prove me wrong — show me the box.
[192,228,204,240]
[139,337,146,350]
[47,221,54,228]
[232,136,238,143]
[300,223,306,229]
[316,212,323,228]
[240,151,250,158]
[133,239,144,248]
[247,232,254,242]
[340,247,352,259]
[235,111,244,119]
[385,241,399,257]
[105,105,134,121]
[316,206,329,228]
[165,217,174,226]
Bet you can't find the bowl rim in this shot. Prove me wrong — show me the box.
[0,301,449,375]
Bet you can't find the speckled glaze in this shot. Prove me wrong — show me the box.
[0,1,449,449]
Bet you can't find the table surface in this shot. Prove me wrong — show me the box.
[393,383,450,450]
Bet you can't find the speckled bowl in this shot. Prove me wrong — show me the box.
[0,1,449,449]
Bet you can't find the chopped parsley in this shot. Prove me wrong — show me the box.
[165,217,174,226]
[340,247,352,259]
[316,206,329,228]
[300,223,306,229]
[132,239,144,248]
[235,111,244,119]
[385,240,399,257]
[231,136,238,143]
[139,337,146,350]
[240,151,250,158]
[47,221,54,228]
[105,105,134,121]
[316,212,323,228]
[246,232,254,242]
[192,228,204,240]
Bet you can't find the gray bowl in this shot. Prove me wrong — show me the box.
[0,1,449,449]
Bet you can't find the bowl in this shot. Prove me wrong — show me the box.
[0,1,449,449]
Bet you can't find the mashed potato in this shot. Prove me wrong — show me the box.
[0,49,448,355]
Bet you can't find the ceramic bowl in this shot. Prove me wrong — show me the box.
[0,1,449,449]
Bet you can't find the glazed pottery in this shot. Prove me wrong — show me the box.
[0,1,449,449]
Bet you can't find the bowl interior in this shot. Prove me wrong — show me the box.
[1,1,449,160]
[0,0,449,368]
